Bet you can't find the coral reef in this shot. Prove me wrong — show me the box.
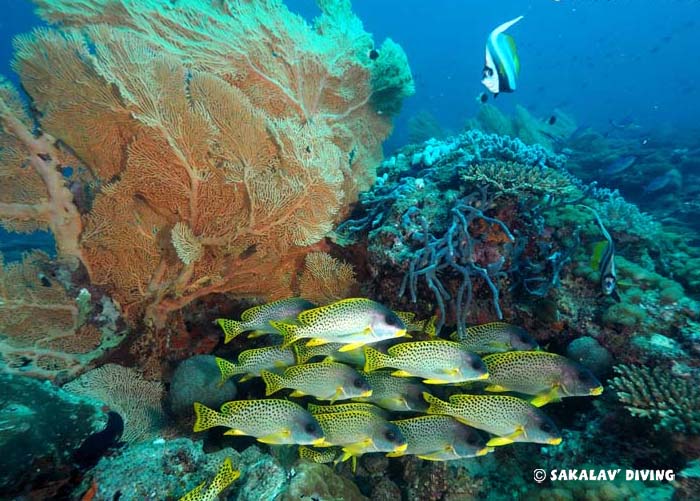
[63,363,165,443]
[0,0,413,373]
[0,373,113,496]
[0,250,124,379]
[610,364,700,435]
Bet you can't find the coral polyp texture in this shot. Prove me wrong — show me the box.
[0,0,413,334]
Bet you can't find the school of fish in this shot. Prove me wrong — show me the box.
[191,296,603,475]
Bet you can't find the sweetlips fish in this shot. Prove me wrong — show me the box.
[298,445,341,464]
[307,402,388,418]
[261,361,372,402]
[423,393,562,447]
[363,340,488,384]
[482,351,603,407]
[178,457,239,501]
[389,415,490,461]
[314,410,408,461]
[215,345,296,384]
[395,311,438,337]
[482,16,524,96]
[272,298,408,350]
[216,297,315,343]
[449,322,538,353]
[294,342,366,367]
[193,399,324,445]
[353,370,430,412]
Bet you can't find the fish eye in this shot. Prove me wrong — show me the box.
[482,66,493,77]
[353,377,366,388]
[385,313,400,327]
[471,359,485,371]
[305,422,319,434]
[385,430,396,441]
[540,422,554,433]
[466,435,480,446]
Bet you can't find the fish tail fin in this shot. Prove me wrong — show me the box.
[210,458,240,496]
[217,318,244,344]
[363,346,388,372]
[293,344,311,364]
[215,357,240,385]
[425,315,438,337]
[193,402,223,432]
[422,392,448,415]
[271,320,302,347]
[261,370,285,396]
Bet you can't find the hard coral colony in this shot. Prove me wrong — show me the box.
[0,0,698,500]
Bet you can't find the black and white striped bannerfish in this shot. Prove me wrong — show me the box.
[580,205,621,302]
[481,16,524,96]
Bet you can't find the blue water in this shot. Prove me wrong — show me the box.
[3,1,700,150]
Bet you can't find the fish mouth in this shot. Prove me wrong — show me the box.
[312,437,333,447]
[395,329,408,338]
[590,386,604,396]
[477,372,490,380]
[360,389,373,398]
[547,437,563,445]
[393,443,408,453]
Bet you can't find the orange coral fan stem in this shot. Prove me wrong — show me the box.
[0,107,84,265]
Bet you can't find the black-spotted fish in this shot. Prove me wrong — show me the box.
[314,410,407,462]
[449,322,538,353]
[272,298,407,350]
[298,446,341,464]
[261,361,372,402]
[193,399,324,445]
[308,402,389,418]
[178,457,239,501]
[364,341,488,384]
[294,342,365,367]
[390,415,489,461]
[395,311,438,337]
[215,346,296,384]
[353,370,430,412]
[482,16,524,95]
[482,351,603,407]
[423,393,562,447]
[216,298,315,343]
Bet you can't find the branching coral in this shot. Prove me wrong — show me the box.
[0,0,413,338]
[610,364,700,435]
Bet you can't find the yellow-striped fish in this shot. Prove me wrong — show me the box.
[271,298,407,350]
[216,298,315,343]
[482,351,603,407]
[179,457,239,501]
[482,16,523,96]
[395,311,438,337]
[449,322,538,353]
[215,346,296,384]
[261,361,372,402]
[193,400,324,445]
[390,415,489,461]
[423,393,561,447]
[364,341,488,384]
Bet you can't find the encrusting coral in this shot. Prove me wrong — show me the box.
[0,0,413,372]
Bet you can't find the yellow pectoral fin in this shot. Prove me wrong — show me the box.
[247,330,266,339]
[223,429,247,436]
[363,326,373,335]
[485,384,509,392]
[386,450,406,458]
[257,429,292,444]
[422,378,451,384]
[306,338,330,347]
[238,374,254,383]
[487,427,524,447]
[289,390,307,397]
[487,341,509,350]
[391,370,413,378]
[329,387,343,405]
[338,342,366,352]
[343,438,373,458]
[417,446,455,461]
[530,387,561,407]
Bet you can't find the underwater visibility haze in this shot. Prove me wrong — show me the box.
[0,0,699,499]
